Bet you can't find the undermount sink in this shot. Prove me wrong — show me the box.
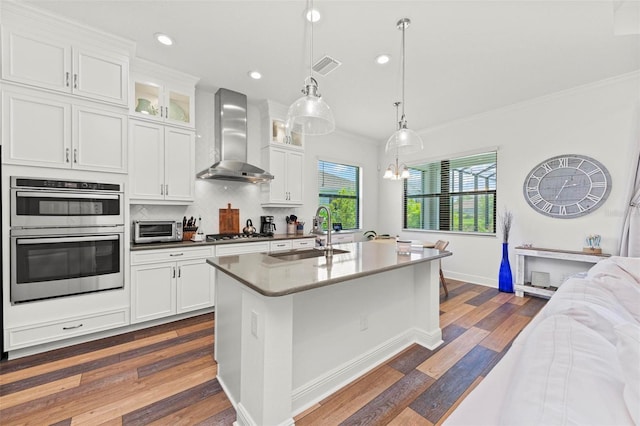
[269,248,349,261]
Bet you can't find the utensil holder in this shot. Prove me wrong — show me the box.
[287,223,296,234]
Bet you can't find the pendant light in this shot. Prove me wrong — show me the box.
[286,0,335,136]
[384,102,411,180]
[385,18,423,154]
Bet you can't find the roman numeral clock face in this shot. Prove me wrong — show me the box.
[523,154,611,218]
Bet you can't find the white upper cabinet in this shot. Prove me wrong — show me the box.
[130,59,199,129]
[72,47,128,105]
[2,86,127,173]
[129,120,195,203]
[261,146,304,206]
[1,4,132,106]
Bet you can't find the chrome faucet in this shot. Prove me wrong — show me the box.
[315,205,333,257]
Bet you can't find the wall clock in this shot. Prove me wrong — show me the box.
[523,154,611,218]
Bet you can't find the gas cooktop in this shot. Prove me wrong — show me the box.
[206,233,274,242]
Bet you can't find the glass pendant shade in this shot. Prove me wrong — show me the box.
[286,79,335,135]
[385,18,423,155]
[385,125,424,155]
[287,0,335,137]
[383,167,394,179]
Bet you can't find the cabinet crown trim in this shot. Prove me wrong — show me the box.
[131,58,200,86]
[2,2,135,56]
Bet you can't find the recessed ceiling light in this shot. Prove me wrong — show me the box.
[306,8,321,23]
[375,54,391,65]
[248,71,262,80]
[154,33,173,46]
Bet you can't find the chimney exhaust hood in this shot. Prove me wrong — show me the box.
[197,88,274,183]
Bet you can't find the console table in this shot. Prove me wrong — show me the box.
[514,246,610,298]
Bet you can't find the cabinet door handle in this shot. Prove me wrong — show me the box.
[65,72,70,87]
[165,184,169,196]
[173,267,176,278]
[160,106,164,118]
[160,184,164,195]
[170,253,184,257]
[73,73,78,89]
[63,323,83,330]
[65,148,70,163]
[178,267,181,278]
[73,148,78,163]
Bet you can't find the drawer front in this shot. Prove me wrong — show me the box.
[216,242,270,256]
[333,234,355,243]
[292,238,315,249]
[270,240,292,251]
[8,309,128,350]
[131,246,214,265]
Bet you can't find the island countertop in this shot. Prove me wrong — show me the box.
[207,241,451,297]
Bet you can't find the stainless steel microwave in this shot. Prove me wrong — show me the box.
[11,177,123,228]
[133,220,183,244]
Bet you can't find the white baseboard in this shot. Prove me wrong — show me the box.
[235,402,294,426]
[445,270,496,288]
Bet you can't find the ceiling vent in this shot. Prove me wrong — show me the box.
[313,55,342,76]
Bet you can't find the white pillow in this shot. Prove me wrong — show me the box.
[500,314,633,425]
[615,322,640,424]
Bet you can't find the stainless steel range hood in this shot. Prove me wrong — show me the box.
[197,88,274,183]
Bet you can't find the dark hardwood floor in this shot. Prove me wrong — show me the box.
[0,280,546,425]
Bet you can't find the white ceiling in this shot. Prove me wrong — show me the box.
[19,0,640,142]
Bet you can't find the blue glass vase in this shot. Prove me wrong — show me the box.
[498,242,513,293]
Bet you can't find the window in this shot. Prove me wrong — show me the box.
[317,160,360,230]
[404,151,497,234]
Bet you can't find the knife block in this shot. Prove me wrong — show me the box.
[183,227,198,241]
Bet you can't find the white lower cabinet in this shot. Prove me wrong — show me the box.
[216,241,271,256]
[131,262,175,323]
[292,238,315,249]
[130,247,214,324]
[316,233,355,246]
[270,240,292,252]
[177,259,214,313]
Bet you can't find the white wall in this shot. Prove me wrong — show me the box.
[131,89,380,238]
[296,129,379,241]
[379,72,640,286]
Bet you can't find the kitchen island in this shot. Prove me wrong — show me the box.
[207,241,451,426]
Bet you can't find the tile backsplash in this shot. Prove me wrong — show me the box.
[130,180,300,236]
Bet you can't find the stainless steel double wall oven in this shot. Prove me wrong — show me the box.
[10,177,125,303]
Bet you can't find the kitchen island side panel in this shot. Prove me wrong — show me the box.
[291,267,414,388]
[290,262,440,413]
[213,270,243,407]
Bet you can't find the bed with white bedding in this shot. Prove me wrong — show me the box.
[445,256,640,426]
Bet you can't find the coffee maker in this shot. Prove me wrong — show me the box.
[260,216,276,236]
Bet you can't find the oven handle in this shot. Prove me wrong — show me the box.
[16,191,120,200]
[16,234,120,245]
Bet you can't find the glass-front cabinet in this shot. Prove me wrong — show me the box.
[260,100,304,148]
[132,78,194,128]
[271,118,303,147]
[129,59,199,129]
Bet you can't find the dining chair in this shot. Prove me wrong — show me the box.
[434,240,450,297]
